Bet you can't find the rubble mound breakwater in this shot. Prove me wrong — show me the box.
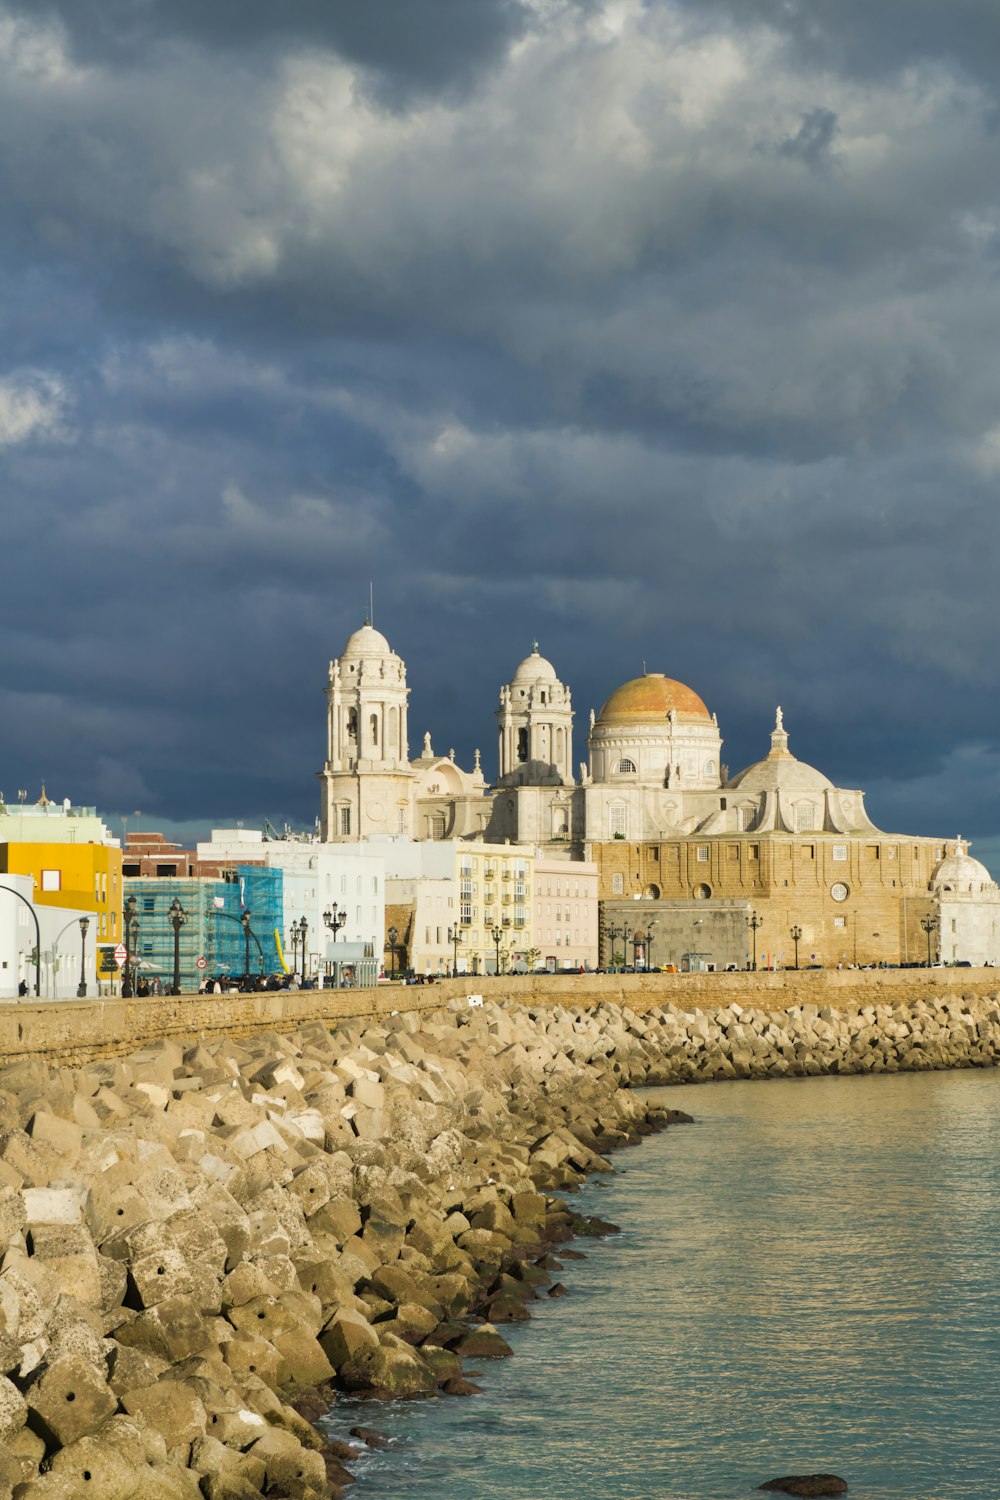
[0,990,995,1499]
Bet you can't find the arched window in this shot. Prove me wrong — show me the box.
[517,728,528,762]
[347,709,358,742]
[388,706,398,755]
[616,758,637,775]
[370,713,379,748]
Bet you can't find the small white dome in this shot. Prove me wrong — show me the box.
[930,846,996,895]
[341,623,392,658]
[511,645,558,684]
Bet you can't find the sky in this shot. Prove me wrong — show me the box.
[3,0,1000,860]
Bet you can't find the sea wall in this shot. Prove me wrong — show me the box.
[0,992,995,1497]
[2,966,998,1066]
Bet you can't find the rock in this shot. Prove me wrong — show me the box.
[349,1425,393,1449]
[759,1476,848,1496]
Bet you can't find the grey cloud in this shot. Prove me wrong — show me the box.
[5,0,532,96]
[668,0,1000,87]
[2,0,1000,842]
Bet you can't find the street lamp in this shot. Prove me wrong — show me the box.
[448,924,463,976]
[168,897,188,995]
[289,924,300,975]
[123,895,139,997]
[297,915,308,978]
[748,910,763,971]
[790,924,802,970]
[387,924,398,978]
[76,916,90,998]
[239,909,254,981]
[645,924,655,971]
[921,913,937,968]
[608,922,629,970]
[323,905,346,942]
[490,923,503,975]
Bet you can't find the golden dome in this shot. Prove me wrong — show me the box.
[597,673,711,724]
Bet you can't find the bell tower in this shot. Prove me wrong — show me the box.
[497,644,574,787]
[319,622,414,840]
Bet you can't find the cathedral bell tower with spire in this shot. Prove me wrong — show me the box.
[319,622,414,840]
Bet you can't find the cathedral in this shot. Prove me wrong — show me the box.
[318,621,999,968]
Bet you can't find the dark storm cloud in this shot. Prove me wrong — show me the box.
[4,0,532,95]
[2,0,1000,846]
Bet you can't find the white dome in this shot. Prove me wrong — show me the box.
[930,847,996,895]
[341,623,392,658]
[511,645,558,684]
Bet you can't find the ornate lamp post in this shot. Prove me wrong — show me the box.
[607,922,627,970]
[387,925,398,978]
[239,909,253,980]
[76,916,90,998]
[289,925,300,975]
[123,895,139,997]
[297,915,308,978]
[323,904,346,942]
[921,913,937,968]
[490,923,503,975]
[645,924,655,971]
[448,924,463,976]
[748,910,763,971]
[168,897,188,994]
[790,924,802,970]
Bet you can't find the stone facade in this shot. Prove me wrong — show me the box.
[318,622,992,968]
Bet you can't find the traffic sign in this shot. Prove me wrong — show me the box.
[196,956,207,971]
[113,942,127,967]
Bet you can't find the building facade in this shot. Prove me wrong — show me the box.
[318,620,991,969]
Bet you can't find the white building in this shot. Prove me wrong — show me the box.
[930,842,1000,966]
[0,875,96,1000]
[196,830,385,978]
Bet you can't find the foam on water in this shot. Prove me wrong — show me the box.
[323,1070,1000,1498]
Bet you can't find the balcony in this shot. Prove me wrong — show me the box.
[484,867,496,878]
[501,870,512,880]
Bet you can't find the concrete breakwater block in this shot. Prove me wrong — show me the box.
[0,990,991,1494]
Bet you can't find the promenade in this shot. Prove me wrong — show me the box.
[2,966,996,1066]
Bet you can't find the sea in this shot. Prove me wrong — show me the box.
[321,1069,1000,1499]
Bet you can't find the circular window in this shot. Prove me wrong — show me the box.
[831,882,849,902]
[694,883,712,900]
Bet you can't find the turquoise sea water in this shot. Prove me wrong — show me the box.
[323,1070,1000,1498]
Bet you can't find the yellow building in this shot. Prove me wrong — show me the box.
[0,840,122,944]
[459,841,535,975]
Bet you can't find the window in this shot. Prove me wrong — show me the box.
[340,807,351,835]
[142,897,155,912]
[40,869,61,892]
[833,844,847,862]
[801,845,815,859]
[696,846,708,862]
[610,805,627,838]
[834,916,846,928]
[612,873,624,895]
[373,876,379,893]
[694,883,711,900]
[616,758,636,774]
[728,844,739,861]
[749,845,759,860]
[795,804,815,832]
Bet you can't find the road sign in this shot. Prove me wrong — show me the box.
[196,956,207,970]
[97,946,117,975]
[113,942,127,967]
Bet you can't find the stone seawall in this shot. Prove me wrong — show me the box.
[2,967,997,1066]
[0,992,995,1497]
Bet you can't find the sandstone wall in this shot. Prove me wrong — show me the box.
[1,968,997,1066]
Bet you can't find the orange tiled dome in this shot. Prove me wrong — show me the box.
[597,673,711,724]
